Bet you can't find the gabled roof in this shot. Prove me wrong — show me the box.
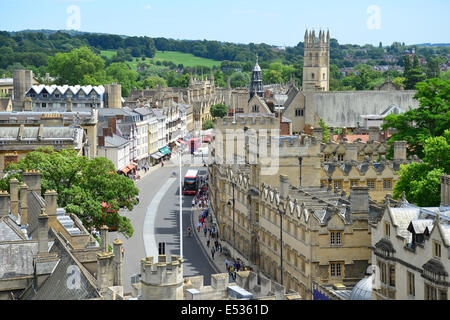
[20,229,100,300]
[0,216,27,242]
[27,85,105,96]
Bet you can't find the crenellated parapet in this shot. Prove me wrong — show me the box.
[140,255,184,300]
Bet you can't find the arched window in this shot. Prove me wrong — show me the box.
[323,73,326,80]
[311,73,315,80]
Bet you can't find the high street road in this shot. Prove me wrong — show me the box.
[109,156,216,294]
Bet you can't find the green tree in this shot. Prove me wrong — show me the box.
[318,118,330,142]
[105,62,139,97]
[210,103,229,118]
[264,69,283,84]
[202,120,214,130]
[48,47,107,85]
[393,132,449,207]
[3,147,138,238]
[404,55,426,89]
[230,72,250,88]
[141,76,167,89]
[382,78,450,159]
[425,57,440,79]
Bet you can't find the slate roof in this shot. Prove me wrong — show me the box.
[20,230,100,300]
[105,134,129,148]
[0,216,27,242]
[0,240,53,279]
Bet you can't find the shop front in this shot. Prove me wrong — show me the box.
[159,146,171,161]
[150,151,164,166]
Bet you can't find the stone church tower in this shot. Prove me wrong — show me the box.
[249,55,264,100]
[302,29,330,92]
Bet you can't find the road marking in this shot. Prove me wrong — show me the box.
[143,177,177,258]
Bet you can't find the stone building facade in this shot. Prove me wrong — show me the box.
[370,175,450,300]
[208,163,385,300]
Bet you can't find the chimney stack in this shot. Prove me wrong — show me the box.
[100,225,109,253]
[113,239,123,286]
[22,170,42,196]
[9,178,19,218]
[393,141,407,161]
[44,190,58,225]
[313,127,323,142]
[0,190,10,217]
[19,183,29,226]
[344,143,358,162]
[369,126,381,142]
[350,187,369,217]
[37,208,49,255]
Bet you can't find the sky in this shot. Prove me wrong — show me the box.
[0,0,449,47]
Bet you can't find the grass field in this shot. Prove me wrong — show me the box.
[154,51,221,68]
[100,50,117,59]
[100,50,220,70]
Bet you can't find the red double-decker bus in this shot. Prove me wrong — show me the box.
[183,169,199,195]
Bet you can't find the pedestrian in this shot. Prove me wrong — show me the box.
[206,234,211,247]
[211,247,215,260]
[203,227,207,237]
[192,199,195,207]
[218,243,222,253]
[197,222,201,232]
[225,258,230,270]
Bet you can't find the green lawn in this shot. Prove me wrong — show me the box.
[100,50,117,59]
[99,50,220,71]
[154,51,221,68]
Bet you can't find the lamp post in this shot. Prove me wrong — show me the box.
[279,206,283,285]
[298,156,303,188]
[178,124,183,259]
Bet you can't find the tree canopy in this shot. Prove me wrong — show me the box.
[1,147,138,238]
[210,103,229,118]
[48,46,107,85]
[393,131,449,206]
[382,78,450,159]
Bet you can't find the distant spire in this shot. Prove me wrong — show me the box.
[327,29,330,43]
[304,29,308,44]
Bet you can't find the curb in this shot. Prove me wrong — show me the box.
[190,206,222,275]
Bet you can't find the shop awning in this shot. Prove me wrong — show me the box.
[151,152,163,160]
[120,163,136,174]
[159,146,171,155]
[178,139,187,145]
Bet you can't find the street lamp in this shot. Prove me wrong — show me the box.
[178,124,184,259]
[298,156,303,188]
